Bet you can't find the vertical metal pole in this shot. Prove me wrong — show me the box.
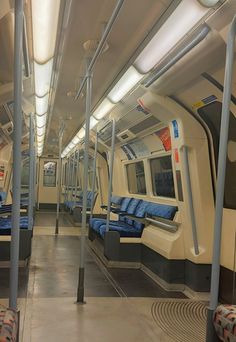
[105,119,116,232]
[90,131,98,220]
[182,145,199,255]
[73,150,80,207]
[70,151,76,203]
[69,153,75,203]
[9,0,23,310]
[206,16,236,342]
[55,125,63,234]
[77,60,92,303]
[28,114,34,230]
[65,156,71,203]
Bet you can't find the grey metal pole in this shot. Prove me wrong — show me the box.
[65,156,70,202]
[66,155,71,203]
[106,119,116,232]
[69,152,75,203]
[9,0,23,310]
[90,131,98,220]
[77,61,92,303]
[71,151,76,204]
[28,113,34,230]
[206,15,236,342]
[55,125,64,234]
[182,145,199,255]
[73,150,80,207]
[75,0,125,100]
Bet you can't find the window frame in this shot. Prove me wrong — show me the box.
[125,160,147,195]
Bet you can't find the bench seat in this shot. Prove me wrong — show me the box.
[0,306,18,342]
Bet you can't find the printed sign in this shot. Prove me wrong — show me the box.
[121,139,149,160]
[174,149,179,163]
[155,127,172,151]
[192,95,217,110]
[172,120,179,138]
[0,165,5,180]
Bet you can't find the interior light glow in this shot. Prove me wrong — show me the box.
[108,66,143,103]
[134,0,208,73]
[68,142,75,149]
[35,94,49,115]
[34,59,53,97]
[93,98,115,120]
[37,126,46,136]
[72,135,80,145]
[197,0,221,7]
[90,116,98,129]
[36,113,47,128]
[77,127,85,139]
[32,0,61,63]
[37,135,45,143]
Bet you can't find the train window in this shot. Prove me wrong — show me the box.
[198,101,236,209]
[126,161,146,194]
[150,156,175,198]
[43,161,57,187]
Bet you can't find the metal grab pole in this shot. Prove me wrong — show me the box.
[182,145,199,255]
[106,119,116,232]
[206,15,236,342]
[28,114,34,230]
[75,0,125,100]
[77,62,92,303]
[9,0,23,310]
[67,155,72,202]
[73,150,80,207]
[90,131,98,220]
[65,156,70,202]
[55,125,64,234]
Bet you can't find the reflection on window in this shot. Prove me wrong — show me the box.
[21,160,29,188]
[126,161,146,194]
[150,156,175,198]
[43,161,57,187]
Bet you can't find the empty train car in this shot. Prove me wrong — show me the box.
[0,0,235,341]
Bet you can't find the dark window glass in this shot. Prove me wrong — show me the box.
[150,156,175,198]
[126,161,146,194]
[198,101,236,209]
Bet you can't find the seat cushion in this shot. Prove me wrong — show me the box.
[213,305,236,341]
[146,203,178,220]
[0,306,18,342]
[99,224,142,239]
[124,199,142,225]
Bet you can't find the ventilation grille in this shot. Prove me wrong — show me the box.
[98,121,120,142]
[129,115,160,134]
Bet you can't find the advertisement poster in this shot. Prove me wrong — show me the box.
[155,127,172,151]
[0,165,5,180]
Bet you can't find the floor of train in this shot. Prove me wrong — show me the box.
[0,210,208,341]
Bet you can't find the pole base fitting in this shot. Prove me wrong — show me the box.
[206,308,218,342]
[55,219,59,234]
[77,267,85,303]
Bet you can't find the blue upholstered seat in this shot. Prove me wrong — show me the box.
[99,223,142,238]
[146,203,177,220]
[0,216,30,235]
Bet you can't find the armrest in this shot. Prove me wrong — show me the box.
[145,215,180,233]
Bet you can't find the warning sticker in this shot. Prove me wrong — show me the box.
[192,95,217,110]
[172,120,179,138]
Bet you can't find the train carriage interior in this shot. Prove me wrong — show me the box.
[0,0,236,341]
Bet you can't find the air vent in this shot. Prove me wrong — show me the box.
[129,115,160,134]
[117,129,136,142]
[98,121,120,142]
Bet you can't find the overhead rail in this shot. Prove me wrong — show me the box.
[90,131,98,220]
[105,119,116,233]
[55,121,65,234]
[10,0,24,311]
[144,24,210,88]
[28,113,35,230]
[206,15,236,342]
[74,0,125,101]
[181,145,199,256]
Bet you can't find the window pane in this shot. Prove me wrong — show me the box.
[126,161,146,194]
[43,161,57,187]
[150,156,175,198]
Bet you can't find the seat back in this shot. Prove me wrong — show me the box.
[146,203,178,220]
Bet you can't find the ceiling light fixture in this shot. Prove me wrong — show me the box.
[134,0,208,73]
[93,98,115,120]
[108,66,143,103]
[34,59,53,97]
[197,0,222,7]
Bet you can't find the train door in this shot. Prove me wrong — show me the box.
[37,158,58,209]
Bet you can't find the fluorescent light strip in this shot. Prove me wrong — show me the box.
[108,66,143,103]
[90,116,98,129]
[37,126,46,136]
[134,0,208,73]
[93,98,115,120]
[35,94,49,115]
[34,59,53,97]
[32,0,61,63]
[36,113,47,128]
